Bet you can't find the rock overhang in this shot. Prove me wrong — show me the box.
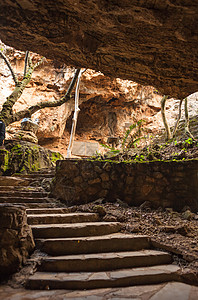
[0,0,197,98]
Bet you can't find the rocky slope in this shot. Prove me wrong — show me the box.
[0,0,197,98]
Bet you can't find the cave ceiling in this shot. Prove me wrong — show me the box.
[0,0,197,98]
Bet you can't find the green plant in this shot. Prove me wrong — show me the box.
[121,119,146,150]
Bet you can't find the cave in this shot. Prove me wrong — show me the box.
[0,0,197,98]
[0,0,198,297]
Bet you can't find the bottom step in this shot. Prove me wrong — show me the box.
[38,250,172,272]
[26,265,180,290]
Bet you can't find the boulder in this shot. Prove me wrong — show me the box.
[21,119,39,134]
[0,140,63,175]
[13,130,38,144]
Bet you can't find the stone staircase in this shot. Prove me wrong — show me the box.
[0,169,59,209]
[0,171,182,290]
[26,211,181,290]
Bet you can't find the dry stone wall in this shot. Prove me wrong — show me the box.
[0,205,35,281]
[52,159,198,212]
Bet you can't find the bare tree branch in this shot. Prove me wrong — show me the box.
[12,68,81,123]
[23,51,29,77]
[28,54,32,68]
[0,51,18,85]
[0,62,36,125]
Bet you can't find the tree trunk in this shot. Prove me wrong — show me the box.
[161,95,171,140]
[184,97,195,140]
[0,69,34,125]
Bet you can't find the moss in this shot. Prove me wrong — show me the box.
[51,152,63,164]
[2,141,65,175]
[0,149,10,172]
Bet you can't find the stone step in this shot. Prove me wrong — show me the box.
[26,208,69,214]
[31,222,121,238]
[38,250,172,272]
[0,197,49,203]
[0,176,31,186]
[36,234,150,255]
[16,203,59,208]
[0,186,44,192]
[29,169,55,175]
[26,264,180,290]
[15,174,54,179]
[28,212,100,226]
[0,191,49,197]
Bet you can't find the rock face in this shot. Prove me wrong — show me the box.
[0,43,164,148]
[0,1,197,98]
[0,43,198,157]
[0,205,35,281]
[0,140,63,175]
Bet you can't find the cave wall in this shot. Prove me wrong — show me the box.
[1,43,197,157]
[0,0,197,98]
[0,43,163,147]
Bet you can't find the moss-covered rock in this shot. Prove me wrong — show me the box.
[13,130,38,144]
[1,140,63,175]
[0,149,10,175]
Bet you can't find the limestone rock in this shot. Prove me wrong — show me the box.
[1,42,198,159]
[0,42,163,147]
[0,1,197,98]
[21,119,39,134]
[0,205,35,281]
[13,130,38,144]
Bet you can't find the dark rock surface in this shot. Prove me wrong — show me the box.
[0,1,197,98]
[0,205,35,281]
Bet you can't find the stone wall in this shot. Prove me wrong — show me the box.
[0,205,35,281]
[52,159,198,212]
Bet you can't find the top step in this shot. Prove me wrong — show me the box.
[27,213,100,225]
